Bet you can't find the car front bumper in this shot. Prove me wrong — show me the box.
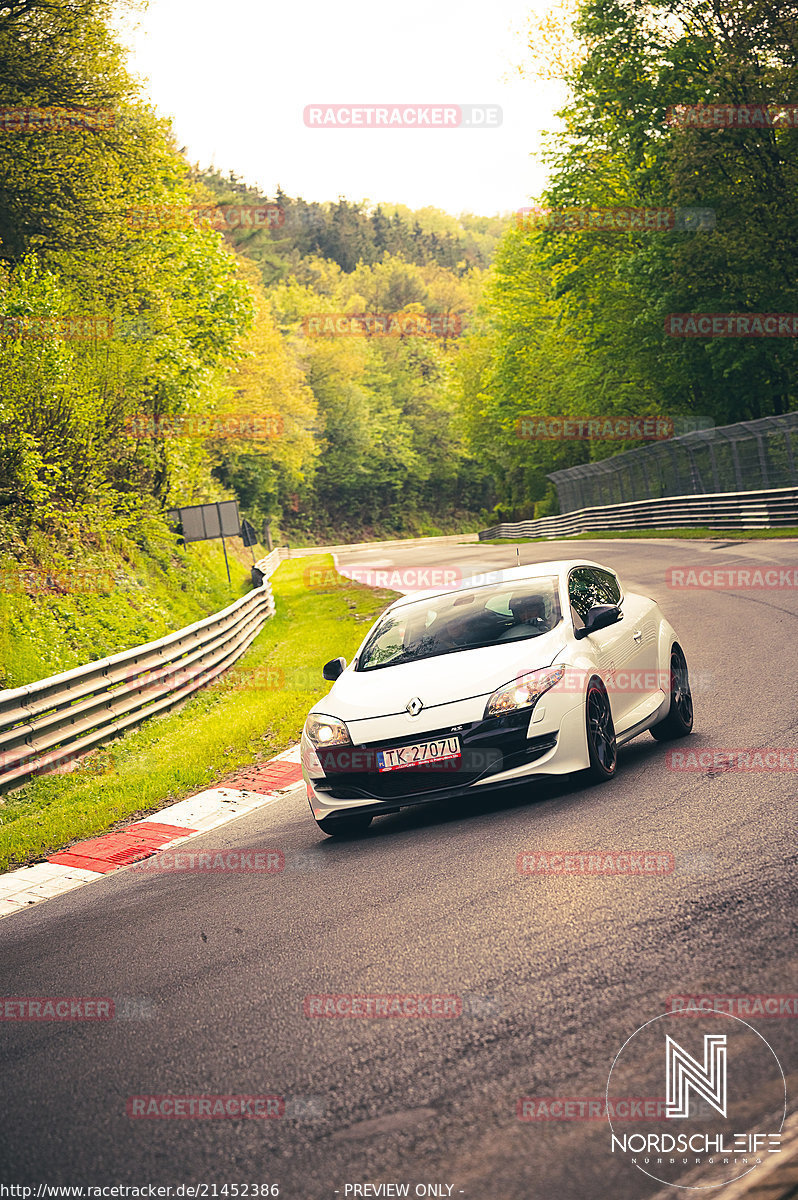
[301,697,589,822]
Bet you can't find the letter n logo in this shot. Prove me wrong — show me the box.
[666,1034,727,1118]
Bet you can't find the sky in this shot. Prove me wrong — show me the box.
[116,0,570,220]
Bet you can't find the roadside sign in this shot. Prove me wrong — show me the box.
[166,500,240,585]
[240,518,258,547]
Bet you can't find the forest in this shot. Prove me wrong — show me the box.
[1,0,796,555]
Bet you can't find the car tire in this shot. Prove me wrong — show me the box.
[650,643,693,741]
[316,813,374,837]
[585,678,617,782]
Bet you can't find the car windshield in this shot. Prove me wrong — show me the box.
[357,577,563,671]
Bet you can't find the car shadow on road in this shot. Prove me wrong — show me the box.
[313,736,674,847]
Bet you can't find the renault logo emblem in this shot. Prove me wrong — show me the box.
[406,697,423,716]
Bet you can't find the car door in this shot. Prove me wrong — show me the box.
[613,588,661,706]
[592,567,661,715]
[567,566,643,724]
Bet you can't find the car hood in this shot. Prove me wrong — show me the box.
[316,630,566,722]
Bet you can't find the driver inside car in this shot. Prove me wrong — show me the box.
[432,610,473,652]
[496,594,549,640]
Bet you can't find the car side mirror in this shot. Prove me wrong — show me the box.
[573,604,621,640]
[322,656,347,681]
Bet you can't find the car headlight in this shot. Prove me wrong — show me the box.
[484,664,566,719]
[304,713,352,748]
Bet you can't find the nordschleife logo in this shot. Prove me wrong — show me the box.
[666,1033,727,1119]
[607,1011,785,1189]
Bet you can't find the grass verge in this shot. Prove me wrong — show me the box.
[0,538,262,690]
[0,556,396,873]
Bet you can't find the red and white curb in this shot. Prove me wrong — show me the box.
[0,744,303,921]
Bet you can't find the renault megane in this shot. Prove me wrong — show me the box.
[301,560,693,836]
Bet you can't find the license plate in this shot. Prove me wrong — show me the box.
[376,736,461,772]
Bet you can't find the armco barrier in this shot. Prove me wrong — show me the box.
[479,486,798,540]
[0,549,288,794]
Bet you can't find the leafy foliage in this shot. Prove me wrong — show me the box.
[456,0,798,517]
[0,0,502,555]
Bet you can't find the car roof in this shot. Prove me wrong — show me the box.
[384,559,617,612]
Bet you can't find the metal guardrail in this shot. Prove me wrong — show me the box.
[0,548,288,794]
[479,486,798,540]
[251,546,289,585]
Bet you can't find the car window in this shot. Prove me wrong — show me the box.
[485,594,512,617]
[357,577,562,671]
[568,567,621,621]
[358,613,409,668]
[594,568,622,604]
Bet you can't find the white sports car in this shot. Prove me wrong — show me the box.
[301,560,693,836]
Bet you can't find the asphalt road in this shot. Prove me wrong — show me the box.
[1,537,797,1199]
